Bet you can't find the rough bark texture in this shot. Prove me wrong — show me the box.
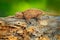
[0,9,60,40]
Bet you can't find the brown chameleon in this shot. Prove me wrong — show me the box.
[15,9,44,20]
[15,9,45,24]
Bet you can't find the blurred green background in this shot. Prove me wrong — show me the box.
[0,0,60,17]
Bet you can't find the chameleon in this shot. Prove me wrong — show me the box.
[15,8,45,24]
